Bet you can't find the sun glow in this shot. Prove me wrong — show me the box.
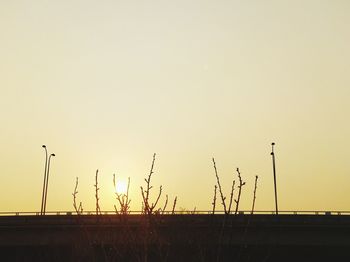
[115,180,127,195]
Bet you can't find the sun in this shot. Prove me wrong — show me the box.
[115,180,127,195]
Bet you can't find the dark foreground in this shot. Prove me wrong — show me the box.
[0,214,350,261]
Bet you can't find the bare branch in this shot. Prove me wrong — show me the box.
[192,207,196,214]
[140,186,148,213]
[94,169,101,215]
[212,158,227,214]
[126,177,130,208]
[251,175,258,214]
[114,175,131,215]
[151,185,162,212]
[162,194,168,214]
[145,153,156,206]
[141,154,157,214]
[141,153,167,215]
[234,168,246,214]
[72,177,83,214]
[227,180,235,214]
[114,204,119,215]
[171,196,177,214]
[212,185,217,214]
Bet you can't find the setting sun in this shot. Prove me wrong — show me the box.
[115,180,128,195]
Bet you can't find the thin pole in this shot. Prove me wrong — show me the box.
[271,142,278,215]
[43,153,55,214]
[40,145,48,215]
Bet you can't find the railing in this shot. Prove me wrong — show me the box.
[0,210,350,216]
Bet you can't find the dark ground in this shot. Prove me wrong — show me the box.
[0,214,349,261]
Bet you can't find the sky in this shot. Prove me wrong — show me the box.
[0,0,349,213]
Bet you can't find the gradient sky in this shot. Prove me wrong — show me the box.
[1,1,350,213]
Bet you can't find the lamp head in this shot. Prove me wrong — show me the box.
[51,153,55,157]
[42,145,46,148]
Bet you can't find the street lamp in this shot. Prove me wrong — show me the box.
[43,153,55,215]
[271,142,278,215]
[41,145,48,215]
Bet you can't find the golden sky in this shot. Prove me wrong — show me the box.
[0,1,349,212]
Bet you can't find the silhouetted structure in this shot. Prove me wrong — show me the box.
[40,145,55,215]
[271,142,278,214]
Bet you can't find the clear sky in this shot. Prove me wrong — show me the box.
[0,1,349,213]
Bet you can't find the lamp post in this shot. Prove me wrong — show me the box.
[271,142,278,215]
[41,145,48,215]
[43,153,55,215]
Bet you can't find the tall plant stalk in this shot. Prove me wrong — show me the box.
[251,175,258,214]
[72,177,83,214]
[94,169,101,215]
[234,168,246,214]
[140,153,163,215]
[212,158,235,214]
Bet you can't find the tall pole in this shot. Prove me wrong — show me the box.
[41,145,48,215]
[271,142,278,215]
[43,153,55,214]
